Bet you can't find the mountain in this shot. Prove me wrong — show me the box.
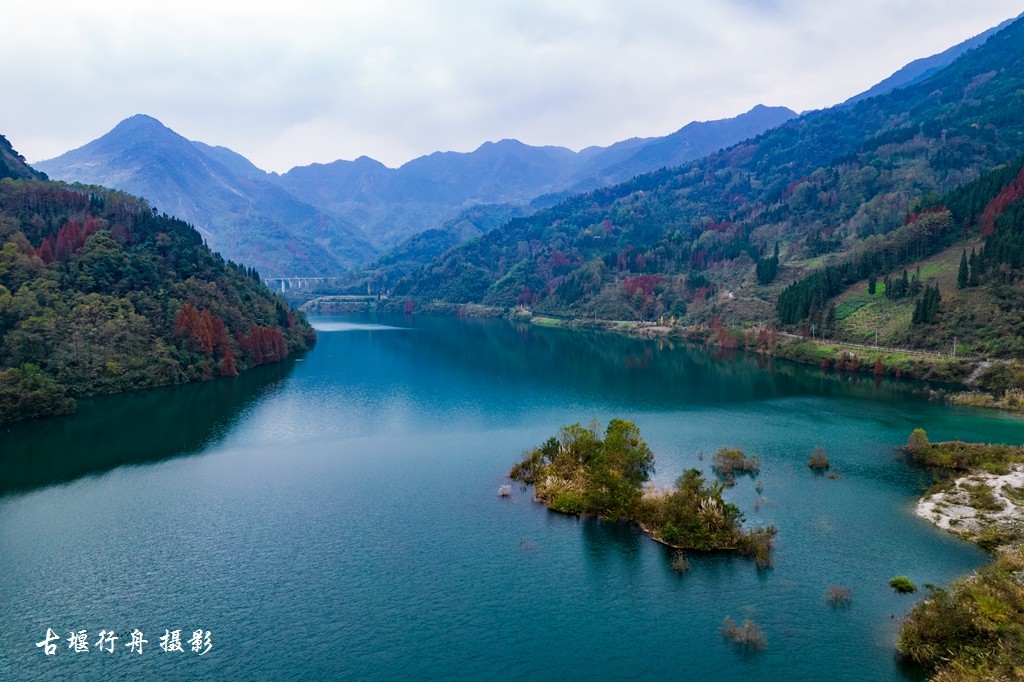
[37,105,795,280]
[392,15,1024,363]
[0,136,315,424]
[36,115,376,277]
[570,104,797,189]
[844,14,1020,105]
[274,106,796,250]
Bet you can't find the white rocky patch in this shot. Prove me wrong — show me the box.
[916,465,1024,539]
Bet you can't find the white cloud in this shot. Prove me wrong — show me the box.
[4,0,1022,172]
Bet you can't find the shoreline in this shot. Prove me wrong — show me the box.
[303,297,1024,414]
[515,311,1024,413]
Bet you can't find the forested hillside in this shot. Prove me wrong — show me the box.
[392,16,1024,356]
[0,151,315,424]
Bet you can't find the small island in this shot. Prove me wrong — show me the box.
[509,418,776,567]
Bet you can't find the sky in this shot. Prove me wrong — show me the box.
[4,1,1023,173]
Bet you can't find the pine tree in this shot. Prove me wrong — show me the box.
[957,250,968,289]
[968,248,980,287]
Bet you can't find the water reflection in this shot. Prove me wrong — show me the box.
[370,314,942,410]
[0,357,298,497]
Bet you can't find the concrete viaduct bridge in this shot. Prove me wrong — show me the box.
[264,276,346,293]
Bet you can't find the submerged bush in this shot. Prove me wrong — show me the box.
[807,446,830,471]
[721,617,766,651]
[890,576,917,594]
[737,525,778,569]
[712,447,760,480]
[827,585,852,605]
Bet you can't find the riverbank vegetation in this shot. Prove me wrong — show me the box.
[0,177,315,425]
[900,430,1024,679]
[897,547,1024,681]
[509,419,776,566]
[904,428,1024,475]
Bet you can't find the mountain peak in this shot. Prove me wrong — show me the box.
[105,114,184,143]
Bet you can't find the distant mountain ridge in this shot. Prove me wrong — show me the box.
[38,106,797,276]
[272,105,797,249]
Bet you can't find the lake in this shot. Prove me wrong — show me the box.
[2,314,1021,681]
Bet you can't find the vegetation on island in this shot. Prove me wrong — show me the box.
[509,419,776,566]
[0,162,315,424]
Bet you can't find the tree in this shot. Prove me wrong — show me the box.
[906,428,929,453]
[868,273,877,295]
[219,347,238,377]
[957,250,968,289]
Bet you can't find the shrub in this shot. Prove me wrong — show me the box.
[670,550,690,573]
[738,525,777,569]
[827,585,852,605]
[906,428,929,453]
[549,492,586,515]
[721,617,766,651]
[960,481,1004,512]
[807,446,830,471]
[661,523,681,545]
[890,576,917,593]
[712,447,760,479]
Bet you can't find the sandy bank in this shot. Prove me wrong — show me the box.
[916,464,1024,547]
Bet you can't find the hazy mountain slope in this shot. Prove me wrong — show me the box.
[274,106,797,250]
[844,14,1020,105]
[573,104,797,188]
[191,140,268,181]
[36,115,375,277]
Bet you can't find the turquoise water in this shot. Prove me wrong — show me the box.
[1,315,1021,681]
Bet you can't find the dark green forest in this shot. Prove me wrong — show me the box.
[0,165,315,424]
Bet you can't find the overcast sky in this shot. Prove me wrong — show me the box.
[4,1,1022,173]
